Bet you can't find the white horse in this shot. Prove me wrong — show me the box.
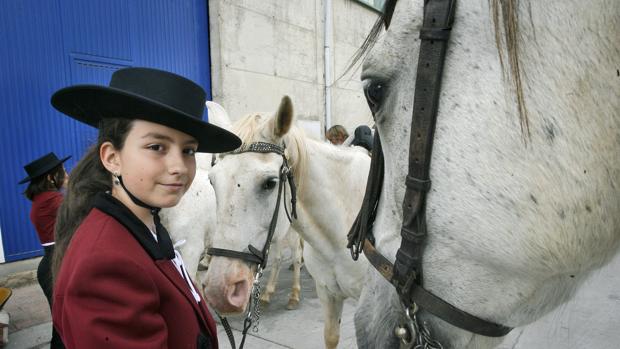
[353,0,620,348]
[203,96,371,348]
[162,102,304,307]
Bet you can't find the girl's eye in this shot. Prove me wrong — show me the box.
[184,148,197,156]
[148,144,163,151]
[262,178,278,191]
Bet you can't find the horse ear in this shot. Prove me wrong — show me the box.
[206,101,233,130]
[273,95,294,138]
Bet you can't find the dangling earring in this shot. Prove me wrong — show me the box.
[113,172,120,185]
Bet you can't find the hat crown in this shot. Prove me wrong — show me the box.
[110,68,206,119]
[19,152,70,184]
[24,153,60,176]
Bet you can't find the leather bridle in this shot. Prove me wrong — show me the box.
[347,0,512,345]
[207,141,298,349]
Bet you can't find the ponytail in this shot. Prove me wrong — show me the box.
[52,118,133,278]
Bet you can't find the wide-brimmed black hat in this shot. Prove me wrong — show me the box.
[51,67,241,153]
[19,152,71,184]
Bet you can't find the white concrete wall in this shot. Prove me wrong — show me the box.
[208,0,378,138]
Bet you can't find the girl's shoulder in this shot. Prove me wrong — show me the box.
[32,190,62,204]
[72,208,147,255]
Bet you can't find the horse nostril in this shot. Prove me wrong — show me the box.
[227,279,250,308]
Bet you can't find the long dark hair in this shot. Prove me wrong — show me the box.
[52,118,133,278]
[23,165,66,201]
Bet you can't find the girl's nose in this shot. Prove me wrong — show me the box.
[167,152,189,175]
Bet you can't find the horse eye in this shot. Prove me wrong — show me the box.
[364,80,387,113]
[262,178,278,190]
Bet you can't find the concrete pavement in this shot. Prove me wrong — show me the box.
[1,253,619,348]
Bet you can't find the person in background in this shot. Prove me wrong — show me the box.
[349,125,374,152]
[20,152,70,349]
[50,67,241,348]
[326,124,349,145]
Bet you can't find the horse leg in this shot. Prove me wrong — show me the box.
[286,235,303,310]
[316,283,344,349]
[260,240,282,305]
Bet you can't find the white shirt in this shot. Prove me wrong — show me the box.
[150,231,201,303]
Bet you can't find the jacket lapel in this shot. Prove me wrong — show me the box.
[155,260,211,333]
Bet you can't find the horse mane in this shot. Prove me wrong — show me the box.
[231,113,308,192]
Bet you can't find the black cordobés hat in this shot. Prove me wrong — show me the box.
[19,152,71,184]
[51,67,241,153]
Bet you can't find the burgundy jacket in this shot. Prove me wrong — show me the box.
[30,191,63,244]
[53,193,218,349]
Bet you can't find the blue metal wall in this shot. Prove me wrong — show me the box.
[0,0,211,262]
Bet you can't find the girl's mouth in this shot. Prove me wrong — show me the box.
[160,183,184,191]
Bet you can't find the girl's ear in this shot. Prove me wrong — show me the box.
[100,141,121,174]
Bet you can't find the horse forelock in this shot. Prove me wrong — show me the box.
[342,0,398,78]
[230,113,308,193]
[490,0,530,140]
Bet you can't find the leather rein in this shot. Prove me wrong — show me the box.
[207,141,298,349]
[347,0,512,345]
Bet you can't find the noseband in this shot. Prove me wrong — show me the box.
[207,141,298,349]
[348,0,512,346]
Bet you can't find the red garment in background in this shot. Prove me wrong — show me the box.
[30,191,63,244]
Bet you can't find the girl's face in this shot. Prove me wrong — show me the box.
[112,120,198,209]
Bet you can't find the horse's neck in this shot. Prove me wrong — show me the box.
[293,140,370,255]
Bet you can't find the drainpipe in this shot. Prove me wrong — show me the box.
[323,0,333,134]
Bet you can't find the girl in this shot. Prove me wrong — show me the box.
[20,151,70,349]
[50,67,241,349]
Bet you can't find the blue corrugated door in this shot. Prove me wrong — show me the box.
[0,0,211,262]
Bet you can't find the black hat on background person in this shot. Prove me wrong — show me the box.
[50,67,241,153]
[351,125,374,152]
[18,152,71,184]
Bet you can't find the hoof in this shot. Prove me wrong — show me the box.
[286,299,300,310]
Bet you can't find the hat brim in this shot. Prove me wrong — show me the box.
[18,155,71,184]
[51,85,241,153]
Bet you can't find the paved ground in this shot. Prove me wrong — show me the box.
[1,253,619,348]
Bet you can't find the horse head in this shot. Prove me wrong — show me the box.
[203,96,306,314]
[354,0,619,347]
